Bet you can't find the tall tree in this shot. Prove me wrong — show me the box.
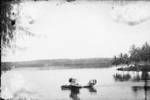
[1,0,36,56]
[0,1,16,54]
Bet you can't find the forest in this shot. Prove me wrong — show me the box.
[111,42,150,71]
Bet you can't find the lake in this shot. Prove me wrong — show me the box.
[1,67,150,100]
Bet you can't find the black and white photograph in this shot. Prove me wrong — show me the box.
[1,0,150,100]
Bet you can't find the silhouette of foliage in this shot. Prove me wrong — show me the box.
[112,42,150,66]
[1,0,37,56]
[0,1,16,51]
[129,42,150,63]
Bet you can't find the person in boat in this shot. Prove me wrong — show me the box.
[68,78,97,87]
[88,79,97,87]
[69,78,79,86]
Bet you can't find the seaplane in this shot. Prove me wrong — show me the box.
[61,78,97,89]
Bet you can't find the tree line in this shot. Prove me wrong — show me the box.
[112,42,150,66]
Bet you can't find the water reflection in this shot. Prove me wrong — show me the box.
[113,71,150,100]
[133,71,150,100]
[113,73,131,81]
[61,86,97,100]
[113,71,150,82]
[132,85,150,100]
[87,87,97,93]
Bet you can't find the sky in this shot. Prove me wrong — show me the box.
[2,1,150,62]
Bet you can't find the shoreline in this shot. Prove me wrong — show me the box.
[117,64,150,72]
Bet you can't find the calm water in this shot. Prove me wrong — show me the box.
[1,67,150,100]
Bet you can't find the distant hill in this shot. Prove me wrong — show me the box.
[1,58,112,71]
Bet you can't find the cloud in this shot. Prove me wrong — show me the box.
[111,2,150,26]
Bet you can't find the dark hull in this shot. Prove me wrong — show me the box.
[61,85,82,89]
[61,85,93,90]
